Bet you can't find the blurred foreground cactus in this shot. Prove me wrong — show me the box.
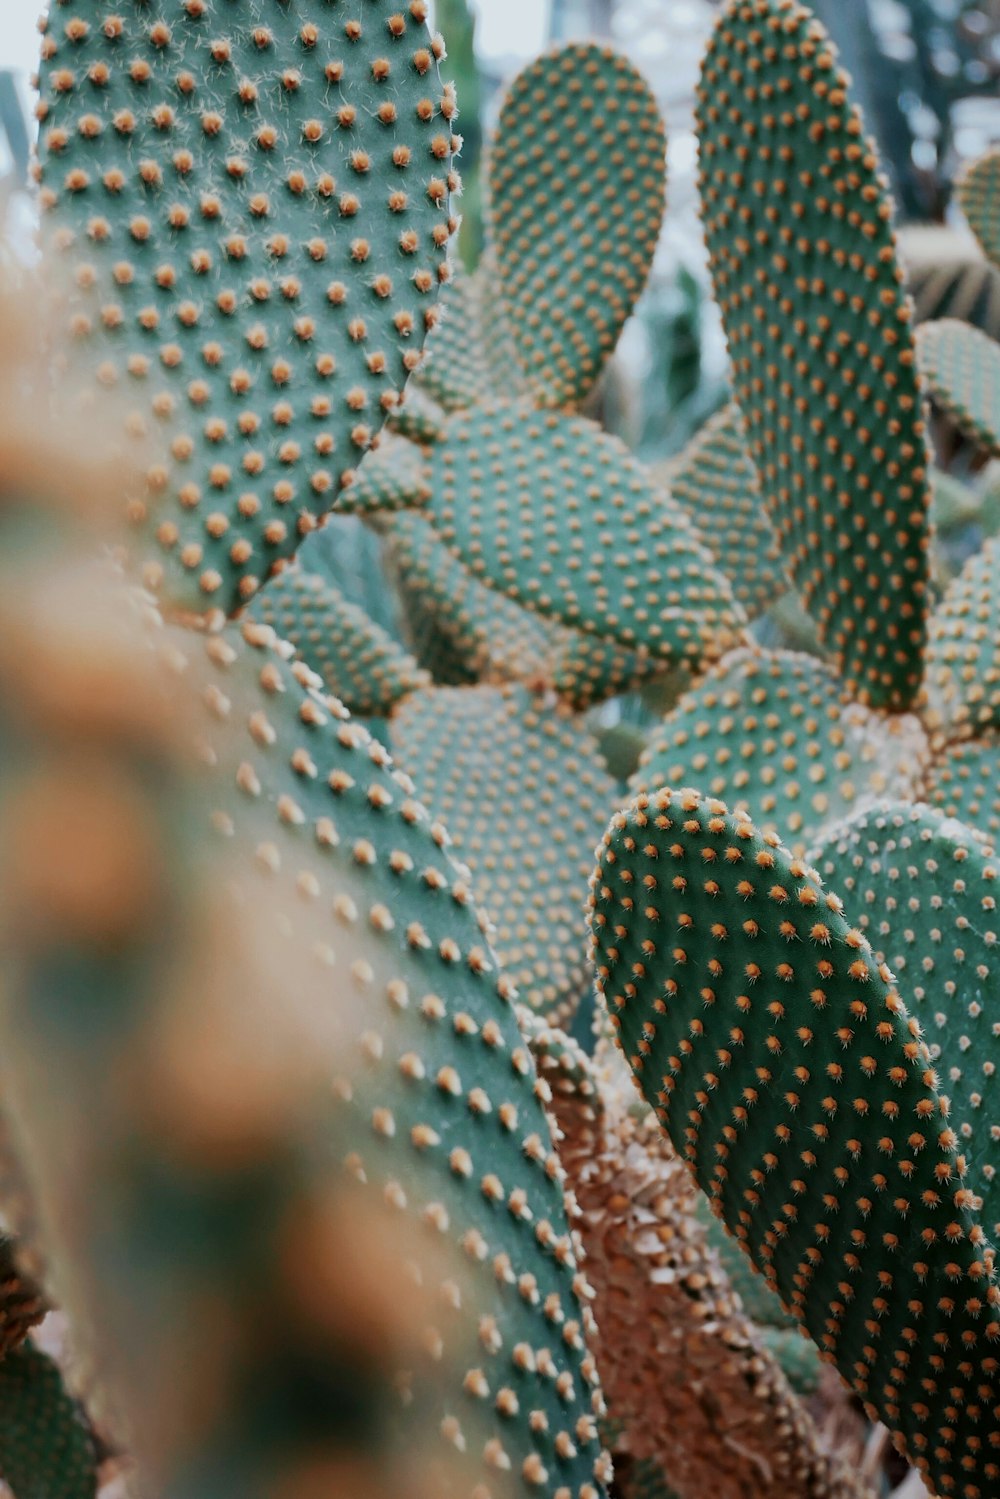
[9,2,1000,1498]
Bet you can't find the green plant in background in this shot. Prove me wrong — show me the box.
[12,1,1000,1498]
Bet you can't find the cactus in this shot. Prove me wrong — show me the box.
[656,404,788,620]
[390,683,618,1023]
[696,0,932,709]
[957,148,1000,272]
[924,537,1000,737]
[34,0,458,616]
[633,649,929,855]
[0,1341,99,1499]
[916,319,1000,455]
[249,560,430,715]
[927,735,1000,840]
[589,786,1000,1498]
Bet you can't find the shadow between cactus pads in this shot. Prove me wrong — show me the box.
[589,786,1000,1498]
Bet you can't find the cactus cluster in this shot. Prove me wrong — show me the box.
[10,1,1000,1498]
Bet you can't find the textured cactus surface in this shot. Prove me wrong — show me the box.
[412,263,493,411]
[925,536,1000,736]
[0,1340,98,1499]
[590,787,1000,1497]
[697,0,932,709]
[424,400,745,661]
[659,404,788,619]
[633,650,929,855]
[958,148,1000,271]
[928,734,1000,839]
[391,683,618,1023]
[249,560,429,714]
[336,435,430,515]
[488,43,666,408]
[34,0,456,616]
[815,802,1000,1237]
[917,319,1000,455]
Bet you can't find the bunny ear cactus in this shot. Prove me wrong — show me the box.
[696,0,933,709]
[486,43,666,408]
[917,320,1000,456]
[957,149,1000,272]
[928,736,1000,841]
[589,786,1000,1499]
[34,0,457,616]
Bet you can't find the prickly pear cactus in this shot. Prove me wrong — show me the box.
[590,786,1000,1499]
[917,319,1000,455]
[34,0,457,615]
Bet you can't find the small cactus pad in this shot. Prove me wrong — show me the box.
[384,377,448,444]
[390,683,618,1023]
[589,786,1000,1497]
[632,649,928,855]
[928,734,1000,841]
[412,262,493,411]
[486,43,666,408]
[957,148,1000,271]
[815,801,1000,1237]
[917,319,1000,455]
[660,404,788,619]
[249,563,430,715]
[0,1341,97,1499]
[696,0,932,709]
[335,435,429,515]
[925,536,1000,736]
[35,0,456,615]
[424,400,746,662]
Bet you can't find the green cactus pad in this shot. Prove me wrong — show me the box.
[0,1341,97,1499]
[589,785,1000,1497]
[917,319,1000,455]
[925,537,1000,736]
[697,0,932,710]
[35,0,456,616]
[815,801,1000,1238]
[412,262,493,411]
[249,563,429,715]
[384,377,448,444]
[632,649,929,855]
[660,404,788,619]
[958,148,1000,272]
[928,734,1000,842]
[391,683,618,1023]
[424,400,746,662]
[487,43,666,408]
[335,436,429,516]
[388,510,658,707]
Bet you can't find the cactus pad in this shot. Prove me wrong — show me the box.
[390,683,618,1023]
[424,400,745,662]
[487,43,666,408]
[661,404,788,619]
[632,649,928,855]
[335,436,429,516]
[957,148,1000,271]
[0,1341,97,1499]
[917,319,1000,455]
[815,801,1000,1236]
[412,262,493,411]
[590,785,1000,1497]
[249,562,429,715]
[925,536,1000,736]
[35,0,456,616]
[928,734,1000,842]
[697,0,932,709]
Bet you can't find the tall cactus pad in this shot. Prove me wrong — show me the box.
[917,319,1000,455]
[632,649,928,855]
[696,0,932,709]
[487,43,666,408]
[35,0,456,615]
[928,734,1000,841]
[662,404,788,619]
[0,1342,98,1499]
[958,148,1000,271]
[391,683,618,1022]
[590,787,1000,1497]
[815,802,1000,1237]
[925,537,1000,736]
[425,400,745,661]
[413,263,493,411]
[250,562,429,714]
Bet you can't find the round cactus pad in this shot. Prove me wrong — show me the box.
[917,318,1000,456]
[958,147,1000,271]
